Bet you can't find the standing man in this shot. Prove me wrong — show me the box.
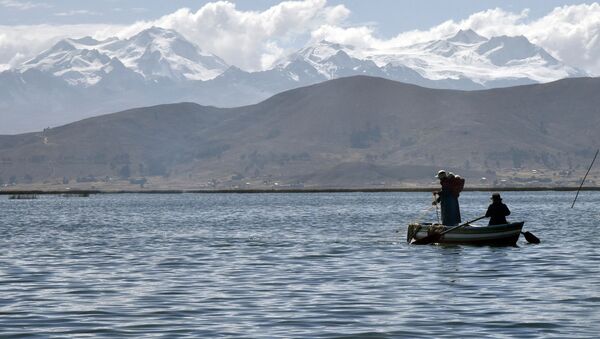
[485,193,511,225]
[433,170,462,226]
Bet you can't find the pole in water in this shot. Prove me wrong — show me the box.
[433,192,440,224]
[571,149,599,208]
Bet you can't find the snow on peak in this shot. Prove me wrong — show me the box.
[98,27,229,81]
[280,28,587,87]
[477,35,559,66]
[277,40,373,79]
[13,27,587,90]
[18,26,229,85]
[21,39,113,86]
[294,40,354,63]
[375,28,586,85]
[447,29,487,44]
[128,26,184,49]
[69,36,102,46]
[106,27,229,81]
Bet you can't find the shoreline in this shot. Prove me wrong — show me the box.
[1,186,599,195]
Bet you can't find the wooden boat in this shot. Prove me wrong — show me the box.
[407,222,524,246]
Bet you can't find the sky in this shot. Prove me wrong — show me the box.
[1,0,599,74]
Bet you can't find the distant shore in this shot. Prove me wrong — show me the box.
[1,186,599,195]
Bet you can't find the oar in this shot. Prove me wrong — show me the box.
[521,231,540,244]
[412,215,486,245]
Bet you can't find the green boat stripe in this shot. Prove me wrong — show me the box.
[410,223,523,234]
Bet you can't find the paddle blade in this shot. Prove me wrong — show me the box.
[522,231,540,244]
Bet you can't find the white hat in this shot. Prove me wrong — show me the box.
[435,170,447,179]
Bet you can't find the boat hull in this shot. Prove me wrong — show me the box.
[407,222,524,246]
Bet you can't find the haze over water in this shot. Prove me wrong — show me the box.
[1,192,599,337]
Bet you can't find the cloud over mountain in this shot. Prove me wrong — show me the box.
[148,0,350,71]
[0,1,599,75]
[314,4,600,76]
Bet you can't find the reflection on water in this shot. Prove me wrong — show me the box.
[1,192,599,337]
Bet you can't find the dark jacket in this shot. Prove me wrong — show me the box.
[485,201,510,225]
[439,177,464,197]
[435,178,462,226]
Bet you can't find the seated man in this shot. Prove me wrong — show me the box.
[485,193,511,225]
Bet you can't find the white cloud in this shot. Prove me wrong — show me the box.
[524,4,600,76]
[0,0,50,10]
[312,4,600,75]
[54,10,101,17]
[0,0,349,71]
[144,0,350,70]
[310,24,379,51]
[310,8,532,50]
[0,1,599,75]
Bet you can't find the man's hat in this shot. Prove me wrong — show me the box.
[491,192,502,201]
[435,170,447,179]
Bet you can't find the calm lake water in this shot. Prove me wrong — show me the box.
[1,192,599,338]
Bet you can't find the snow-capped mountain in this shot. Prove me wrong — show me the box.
[276,29,586,88]
[22,39,117,86]
[21,27,228,86]
[277,41,384,80]
[15,26,586,90]
[0,27,591,134]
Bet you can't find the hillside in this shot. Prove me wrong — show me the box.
[1,76,599,189]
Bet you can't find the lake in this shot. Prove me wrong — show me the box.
[1,192,599,338]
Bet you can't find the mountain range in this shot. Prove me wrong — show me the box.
[1,76,598,189]
[0,27,589,134]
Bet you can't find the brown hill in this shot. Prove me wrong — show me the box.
[1,76,599,189]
